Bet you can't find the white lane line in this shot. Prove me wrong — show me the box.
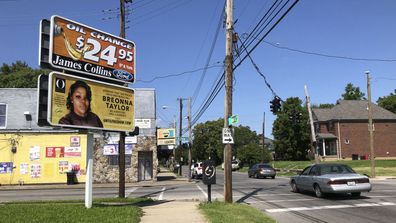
[196,184,208,198]
[126,187,138,197]
[234,193,294,198]
[265,202,396,213]
[247,198,316,204]
[158,187,166,200]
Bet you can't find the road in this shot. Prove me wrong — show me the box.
[1,167,396,223]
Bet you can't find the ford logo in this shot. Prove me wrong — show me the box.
[112,69,134,81]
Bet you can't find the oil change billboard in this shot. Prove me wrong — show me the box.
[48,71,134,131]
[49,15,135,83]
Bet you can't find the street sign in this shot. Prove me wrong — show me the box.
[48,15,136,83]
[176,136,189,142]
[228,115,239,125]
[157,139,176,146]
[222,128,234,144]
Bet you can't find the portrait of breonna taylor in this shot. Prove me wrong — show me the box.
[59,80,103,128]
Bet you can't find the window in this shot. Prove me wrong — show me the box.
[0,104,6,128]
[108,155,132,166]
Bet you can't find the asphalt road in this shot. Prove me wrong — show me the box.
[1,167,396,223]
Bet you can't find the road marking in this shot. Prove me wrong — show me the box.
[126,187,138,197]
[158,187,166,200]
[234,193,294,198]
[196,184,208,198]
[265,202,396,213]
[247,198,316,204]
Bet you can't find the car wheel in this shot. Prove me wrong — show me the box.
[271,176,275,179]
[291,180,299,193]
[254,173,259,179]
[314,184,324,198]
[351,192,361,197]
[248,173,251,178]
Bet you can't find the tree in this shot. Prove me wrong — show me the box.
[341,83,365,100]
[377,90,396,114]
[272,97,311,160]
[192,119,224,164]
[312,103,334,109]
[191,118,264,166]
[0,61,48,88]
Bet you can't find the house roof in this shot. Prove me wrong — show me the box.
[312,100,396,121]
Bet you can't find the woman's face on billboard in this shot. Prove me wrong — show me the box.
[71,86,89,117]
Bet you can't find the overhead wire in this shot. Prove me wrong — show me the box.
[190,0,299,126]
[191,0,225,108]
[137,62,222,83]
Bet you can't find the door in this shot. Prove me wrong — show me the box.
[138,151,153,181]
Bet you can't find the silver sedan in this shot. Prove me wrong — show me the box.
[290,163,372,198]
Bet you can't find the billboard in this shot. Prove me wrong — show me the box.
[49,15,135,83]
[48,71,134,131]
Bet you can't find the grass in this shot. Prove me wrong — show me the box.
[0,197,152,223]
[200,201,276,223]
[238,160,396,177]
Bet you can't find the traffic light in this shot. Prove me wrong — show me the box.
[270,96,282,114]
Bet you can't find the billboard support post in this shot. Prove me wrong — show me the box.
[85,131,94,208]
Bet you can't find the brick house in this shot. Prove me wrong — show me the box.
[312,100,396,160]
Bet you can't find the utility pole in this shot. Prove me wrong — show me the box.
[224,0,233,203]
[179,97,183,176]
[262,112,265,162]
[118,0,128,198]
[188,97,192,181]
[304,85,319,163]
[366,71,376,178]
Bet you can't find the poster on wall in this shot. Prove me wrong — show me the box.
[29,146,41,161]
[58,161,69,174]
[20,163,29,175]
[0,162,13,174]
[70,136,80,147]
[125,144,133,155]
[69,163,81,176]
[46,147,65,158]
[30,164,41,178]
[103,144,118,155]
[64,146,81,157]
[103,144,133,155]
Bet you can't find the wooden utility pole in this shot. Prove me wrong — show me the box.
[366,71,376,178]
[179,97,183,176]
[224,0,233,203]
[304,85,319,163]
[188,97,192,181]
[118,0,127,198]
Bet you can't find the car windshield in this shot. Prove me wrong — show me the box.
[320,165,356,175]
[258,164,272,169]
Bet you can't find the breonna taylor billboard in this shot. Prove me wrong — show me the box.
[48,71,134,131]
[49,15,136,83]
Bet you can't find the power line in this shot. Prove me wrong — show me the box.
[137,62,222,83]
[261,40,396,62]
[191,1,225,107]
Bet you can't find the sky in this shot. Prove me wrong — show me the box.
[1,0,396,139]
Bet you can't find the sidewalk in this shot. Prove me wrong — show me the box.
[139,168,207,223]
[140,200,207,223]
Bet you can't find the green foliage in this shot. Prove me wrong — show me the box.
[200,201,276,223]
[311,103,335,109]
[341,83,366,100]
[192,119,266,165]
[0,61,49,88]
[377,89,396,114]
[192,119,224,163]
[237,143,271,167]
[272,97,311,160]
